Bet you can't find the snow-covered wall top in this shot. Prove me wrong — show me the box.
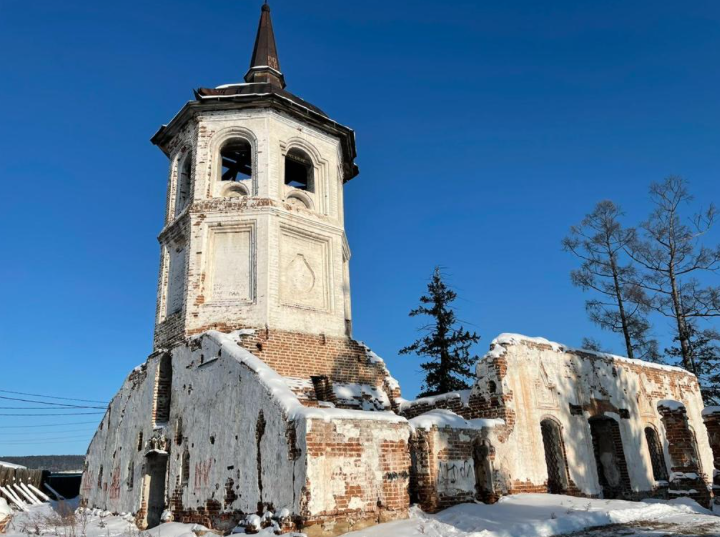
[485,333,689,375]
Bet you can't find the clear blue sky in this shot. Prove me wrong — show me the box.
[1,0,719,456]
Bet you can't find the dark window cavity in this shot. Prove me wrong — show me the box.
[220,140,252,182]
[175,152,192,215]
[540,418,569,494]
[284,148,314,191]
[644,426,668,481]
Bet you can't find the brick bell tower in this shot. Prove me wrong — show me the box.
[151,3,359,351]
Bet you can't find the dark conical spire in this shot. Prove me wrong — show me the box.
[245,3,286,88]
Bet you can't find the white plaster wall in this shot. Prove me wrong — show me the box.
[166,334,305,515]
[81,336,307,518]
[81,361,158,514]
[155,108,352,343]
[478,339,714,497]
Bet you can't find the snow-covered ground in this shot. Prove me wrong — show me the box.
[344,495,720,537]
[2,495,719,537]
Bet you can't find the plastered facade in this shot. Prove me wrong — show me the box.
[154,109,353,351]
[82,332,409,534]
[401,335,717,510]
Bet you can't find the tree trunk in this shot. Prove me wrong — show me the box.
[668,265,693,371]
[609,253,634,358]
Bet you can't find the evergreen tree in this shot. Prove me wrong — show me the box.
[400,267,480,397]
[665,322,720,405]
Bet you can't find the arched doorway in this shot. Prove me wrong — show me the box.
[472,438,494,502]
[589,416,631,498]
[540,418,569,493]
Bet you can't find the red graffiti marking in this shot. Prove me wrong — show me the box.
[81,471,94,493]
[194,460,212,491]
[109,468,121,500]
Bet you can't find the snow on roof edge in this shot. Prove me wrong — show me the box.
[203,331,407,424]
[487,333,689,375]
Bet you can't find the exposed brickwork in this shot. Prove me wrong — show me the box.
[232,330,399,404]
[152,355,172,425]
[702,410,720,498]
[658,404,712,508]
[408,427,476,513]
[302,420,410,530]
[588,417,633,499]
[155,312,187,350]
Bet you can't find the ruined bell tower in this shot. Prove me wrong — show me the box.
[150,4,359,351]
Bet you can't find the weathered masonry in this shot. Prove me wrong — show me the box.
[81,4,720,536]
[401,334,716,511]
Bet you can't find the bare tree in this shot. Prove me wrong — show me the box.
[627,177,720,372]
[563,200,657,359]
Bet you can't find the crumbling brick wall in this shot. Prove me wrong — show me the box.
[301,418,410,536]
[702,408,720,500]
[400,334,714,503]
[408,426,480,513]
[230,329,400,410]
[83,332,410,536]
[659,403,712,507]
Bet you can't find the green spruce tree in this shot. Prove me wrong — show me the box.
[400,267,480,397]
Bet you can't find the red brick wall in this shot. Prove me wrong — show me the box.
[234,330,399,401]
[702,410,720,495]
[302,420,410,532]
[409,428,477,513]
[658,404,712,508]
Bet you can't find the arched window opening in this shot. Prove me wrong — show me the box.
[540,418,569,494]
[175,152,192,216]
[220,139,252,182]
[285,148,314,191]
[644,426,668,481]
